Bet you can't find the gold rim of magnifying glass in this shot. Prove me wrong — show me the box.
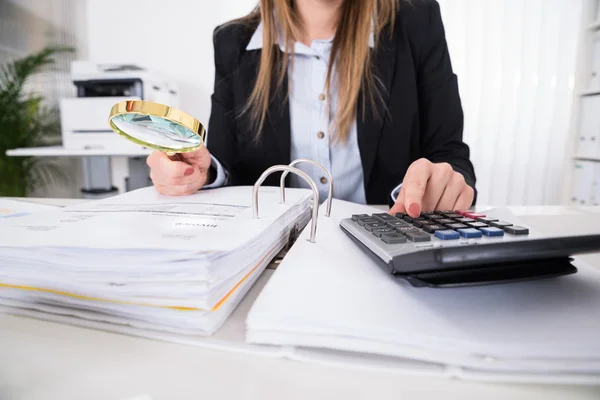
[108,100,206,153]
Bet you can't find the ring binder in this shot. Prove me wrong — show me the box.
[252,165,320,243]
[280,159,333,218]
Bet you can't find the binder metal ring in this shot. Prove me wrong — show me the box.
[280,159,333,218]
[253,165,320,243]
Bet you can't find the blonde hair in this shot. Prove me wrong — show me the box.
[234,0,398,143]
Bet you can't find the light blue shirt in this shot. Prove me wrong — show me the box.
[207,21,400,204]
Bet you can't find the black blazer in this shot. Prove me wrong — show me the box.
[206,0,476,206]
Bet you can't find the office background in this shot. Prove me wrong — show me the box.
[0,0,597,207]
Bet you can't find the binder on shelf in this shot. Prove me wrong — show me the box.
[581,160,597,205]
[571,160,586,204]
[590,30,600,91]
[594,162,600,206]
[576,96,600,159]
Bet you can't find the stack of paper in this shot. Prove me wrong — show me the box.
[246,200,600,383]
[0,198,60,219]
[0,185,313,335]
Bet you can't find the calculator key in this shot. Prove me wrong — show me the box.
[381,233,407,244]
[421,212,438,219]
[454,210,469,216]
[443,213,463,219]
[477,217,499,224]
[464,212,486,219]
[358,218,378,226]
[457,228,483,239]
[413,220,435,228]
[397,226,421,234]
[403,216,414,223]
[364,222,387,231]
[395,213,408,219]
[422,224,445,234]
[490,221,513,228]
[504,226,529,235]
[352,214,370,221]
[405,232,431,242]
[371,227,396,237]
[437,210,455,215]
[455,217,476,223]
[446,223,468,230]
[428,215,446,220]
[480,227,504,237]
[386,220,410,228]
[373,213,397,222]
[437,218,456,225]
[434,230,461,240]
[467,222,488,229]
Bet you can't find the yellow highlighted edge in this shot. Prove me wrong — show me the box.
[0,245,276,312]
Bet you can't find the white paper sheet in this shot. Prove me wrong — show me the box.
[246,200,600,378]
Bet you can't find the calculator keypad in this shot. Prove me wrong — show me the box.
[351,210,528,244]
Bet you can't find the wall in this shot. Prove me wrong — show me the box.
[85,0,256,128]
[83,0,584,206]
[437,0,584,206]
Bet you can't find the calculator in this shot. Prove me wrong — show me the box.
[339,209,600,288]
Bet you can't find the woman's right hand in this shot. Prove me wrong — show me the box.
[146,146,212,196]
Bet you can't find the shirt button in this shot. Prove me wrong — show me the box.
[318,93,326,101]
[317,131,324,139]
[314,55,320,60]
[320,177,328,184]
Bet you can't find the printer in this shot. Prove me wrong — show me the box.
[59,61,180,198]
[60,61,180,150]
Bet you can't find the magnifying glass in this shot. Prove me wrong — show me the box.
[108,100,206,160]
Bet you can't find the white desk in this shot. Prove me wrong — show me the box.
[6,146,152,195]
[1,198,599,400]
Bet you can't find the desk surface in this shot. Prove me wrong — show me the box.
[1,198,600,400]
[6,145,152,157]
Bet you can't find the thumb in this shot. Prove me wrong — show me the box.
[182,146,212,170]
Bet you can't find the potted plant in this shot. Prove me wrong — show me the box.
[0,46,74,197]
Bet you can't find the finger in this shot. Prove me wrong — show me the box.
[421,163,454,212]
[435,172,466,211]
[402,159,432,217]
[151,167,206,188]
[148,151,194,178]
[389,186,407,215]
[453,185,475,211]
[181,146,212,168]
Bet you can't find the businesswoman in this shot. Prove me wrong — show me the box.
[147,0,477,217]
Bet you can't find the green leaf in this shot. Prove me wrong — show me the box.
[0,46,75,196]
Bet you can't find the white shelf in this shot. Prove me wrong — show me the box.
[573,155,600,162]
[588,19,600,30]
[5,146,152,157]
[580,89,600,96]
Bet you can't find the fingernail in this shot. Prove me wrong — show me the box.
[408,202,420,216]
[184,168,194,176]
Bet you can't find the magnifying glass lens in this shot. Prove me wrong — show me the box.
[111,114,202,150]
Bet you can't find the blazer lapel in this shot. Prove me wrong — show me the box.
[267,69,292,163]
[357,31,397,189]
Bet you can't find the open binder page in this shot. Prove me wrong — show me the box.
[246,200,600,383]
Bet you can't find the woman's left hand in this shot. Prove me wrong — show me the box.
[389,158,474,218]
